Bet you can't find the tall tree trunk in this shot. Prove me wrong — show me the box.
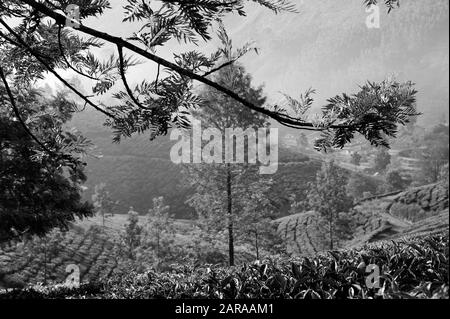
[44,238,47,285]
[433,161,440,183]
[255,229,259,260]
[227,164,234,266]
[329,214,334,250]
[156,232,160,269]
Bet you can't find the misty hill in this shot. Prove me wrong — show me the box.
[69,109,326,219]
[71,109,191,218]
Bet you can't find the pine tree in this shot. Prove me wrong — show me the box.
[92,183,118,227]
[297,133,309,149]
[141,197,175,269]
[350,152,362,166]
[307,161,354,250]
[374,148,392,172]
[121,207,143,260]
[415,124,449,185]
[185,56,271,266]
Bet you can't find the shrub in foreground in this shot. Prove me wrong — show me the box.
[0,233,448,299]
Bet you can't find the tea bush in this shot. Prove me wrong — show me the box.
[1,232,447,299]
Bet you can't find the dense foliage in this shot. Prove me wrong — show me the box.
[0,84,93,242]
[92,183,117,226]
[0,226,122,288]
[346,172,380,200]
[302,161,354,250]
[1,232,447,299]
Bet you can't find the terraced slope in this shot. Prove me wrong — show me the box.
[276,211,326,255]
[0,216,255,289]
[387,183,449,222]
[1,232,447,299]
[276,183,449,256]
[390,210,449,240]
[1,184,447,289]
[0,227,123,289]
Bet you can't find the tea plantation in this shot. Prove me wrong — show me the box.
[0,232,447,299]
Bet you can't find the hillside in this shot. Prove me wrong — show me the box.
[69,109,193,218]
[386,183,449,222]
[64,0,449,218]
[0,227,121,289]
[0,215,255,289]
[2,182,447,290]
[0,0,448,301]
[69,109,325,219]
[276,182,449,256]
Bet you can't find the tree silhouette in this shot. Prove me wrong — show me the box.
[0,84,93,242]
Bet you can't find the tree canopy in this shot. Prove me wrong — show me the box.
[0,84,93,242]
[0,0,417,153]
[305,161,354,250]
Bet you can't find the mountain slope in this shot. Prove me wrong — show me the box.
[69,108,327,218]
[276,182,449,256]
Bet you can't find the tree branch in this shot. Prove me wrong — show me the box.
[57,25,99,81]
[19,0,328,131]
[0,66,56,158]
[0,18,117,121]
[117,44,151,111]
[155,63,160,94]
[203,59,237,77]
